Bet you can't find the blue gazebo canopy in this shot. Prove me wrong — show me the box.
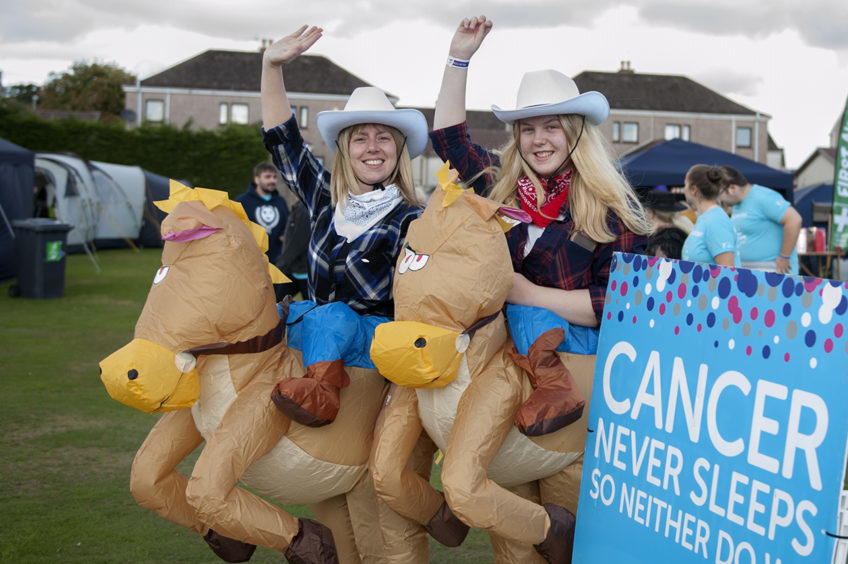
[617,138,794,203]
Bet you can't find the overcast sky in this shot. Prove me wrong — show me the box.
[2,0,847,170]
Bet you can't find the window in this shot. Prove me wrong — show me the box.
[145,100,164,122]
[218,103,228,125]
[621,122,638,143]
[612,121,620,142]
[682,125,691,141]
[299,106,309,128]
[231,104,249,124]
[736,127,752,148]
[665,124,681,140]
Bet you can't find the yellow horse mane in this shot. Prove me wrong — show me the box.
[155,179,289,284]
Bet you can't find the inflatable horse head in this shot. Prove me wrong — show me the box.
[100,181,287,413]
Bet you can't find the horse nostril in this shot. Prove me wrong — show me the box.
[414,337,427,348]
[128,369,139,381]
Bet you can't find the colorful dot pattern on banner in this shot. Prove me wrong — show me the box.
[604,254,848,374]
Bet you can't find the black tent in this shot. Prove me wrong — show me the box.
[0,137,35,281]
[137,170,171,248]
[794,183,833,228]
[618,138,795,203]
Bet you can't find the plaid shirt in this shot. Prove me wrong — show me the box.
[264,117,421,317]
[430,122,648,322]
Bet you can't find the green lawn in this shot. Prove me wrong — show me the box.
[0,248,493,563]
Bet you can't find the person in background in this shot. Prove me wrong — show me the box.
[681,164,739,267]
[236,162,289,263]
[637,187,692,259]
[718,165,802,274]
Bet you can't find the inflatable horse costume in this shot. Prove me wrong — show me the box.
[369,166,597,563]
[99,182,427,563]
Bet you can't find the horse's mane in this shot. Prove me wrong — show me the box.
[155,179,288,284]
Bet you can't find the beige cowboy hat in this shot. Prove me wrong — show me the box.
[492,69,609,126]
[316,87,429,158]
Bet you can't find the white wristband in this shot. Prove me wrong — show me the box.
[447,56,470,69]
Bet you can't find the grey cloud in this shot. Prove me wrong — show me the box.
[637,1,848,50]
[2,0,846,50]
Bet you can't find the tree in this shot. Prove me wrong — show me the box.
[38,61,136,122]
[4,83,41,105]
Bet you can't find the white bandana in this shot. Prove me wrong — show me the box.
[333,184,403,242]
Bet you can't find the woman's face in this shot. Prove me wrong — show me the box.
[347,124,398,193]
[518,115,570,177]
[683,173,700,209]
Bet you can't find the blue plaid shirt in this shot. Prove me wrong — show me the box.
[264,117,421,318]
[430,122,648,322]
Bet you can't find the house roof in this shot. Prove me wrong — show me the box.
[140,50,374,95]
[573,71,758,116]
[795,147,837,175]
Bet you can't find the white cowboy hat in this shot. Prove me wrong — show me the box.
[491,70,610,126]
[316,87,429,158]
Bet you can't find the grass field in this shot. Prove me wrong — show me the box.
[0,248,494,563]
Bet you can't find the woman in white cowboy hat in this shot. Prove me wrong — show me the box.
[427,15,651,563]
[262,25,427,319]
[259,24,434,562]
[432,16,650,327]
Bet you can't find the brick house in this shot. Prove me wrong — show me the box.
[573,62,781,165]
[124,52,784,190]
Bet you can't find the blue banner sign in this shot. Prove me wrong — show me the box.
[574,253,848,563]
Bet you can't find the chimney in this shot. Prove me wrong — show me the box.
[619,60,634,73]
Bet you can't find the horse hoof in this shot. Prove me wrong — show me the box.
[425,498,469,547]
[202,528,256,562]
[533,503,575,563]
[284,518,338,564]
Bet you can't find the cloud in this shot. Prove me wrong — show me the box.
[636,0,848,50]
[3,0,846,51]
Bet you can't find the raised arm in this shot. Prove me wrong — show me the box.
[433,16,493,130]
[261,25,323,131]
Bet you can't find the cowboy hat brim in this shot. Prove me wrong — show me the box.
[316,109,429,158]
[491,91,610,126]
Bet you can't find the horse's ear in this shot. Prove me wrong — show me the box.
[495,205,532,233]
[161,201,223,242]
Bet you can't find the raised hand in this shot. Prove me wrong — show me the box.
[264,25,324,67]
[449,16,493,60]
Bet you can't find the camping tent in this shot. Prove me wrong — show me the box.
[0,137,35,281]
[34,153,100,250]
[618,138,795,203]
[89,161,146,248]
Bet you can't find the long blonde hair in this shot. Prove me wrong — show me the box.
[484,114,651,243]
[329,124,418,208]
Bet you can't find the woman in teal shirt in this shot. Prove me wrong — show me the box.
[681,164,740,267]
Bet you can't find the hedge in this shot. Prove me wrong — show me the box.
[0,106,269,199]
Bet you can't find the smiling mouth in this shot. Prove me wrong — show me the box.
[534,151,554,159]
[364,159,385,166]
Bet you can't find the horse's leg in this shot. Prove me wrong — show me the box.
[310,493,360,564]
[347,458,430,563]
[130,408,205,532]
[184,379,316,555]
[538,453,583,515]
[488,481,546,564]
[441,362,550,545]
[370,385,461,546]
